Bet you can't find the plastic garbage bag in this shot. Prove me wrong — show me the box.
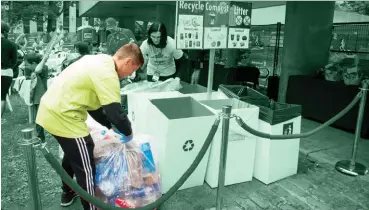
[86,116,161,209]
[120,77,182,95]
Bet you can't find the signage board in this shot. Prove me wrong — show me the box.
[203,1,230,49]
[227,2,252,49]
[176,1,252,50]
[176,1,205,49]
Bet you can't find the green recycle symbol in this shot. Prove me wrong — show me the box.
[183,140,195,152]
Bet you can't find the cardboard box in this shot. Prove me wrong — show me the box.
[127,91,184,133]
[254,115,301,184]
[178,82,227,101]
[146,97,216,193]
[252,102,302,184]
[216,85,302,184]
[200,98,259,188]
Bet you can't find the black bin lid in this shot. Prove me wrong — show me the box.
[218,84,302,125]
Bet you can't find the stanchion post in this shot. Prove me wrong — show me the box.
[216,105,232,210]
[28,106,33,124]
[18,127,42,210]
[335,80,368,176]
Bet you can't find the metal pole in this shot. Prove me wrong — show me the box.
[216,105,232,210]
[28,106,33,123]
[18,128,42,210]
[207,49,216,100]
[335,80,368,176]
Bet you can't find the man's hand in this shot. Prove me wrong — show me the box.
[111,128,133,143]
[120,133,133,143]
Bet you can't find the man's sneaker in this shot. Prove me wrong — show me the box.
[61,190,78,207]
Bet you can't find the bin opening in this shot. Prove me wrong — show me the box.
[218,84,302,125]
[179,82,207,94]
[218,84,270,107]
[200,98,253,110]
[259,102,302,125]
[150,97,215,120]
[268,100,300,110]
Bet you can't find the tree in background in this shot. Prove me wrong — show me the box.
[1,1,75,33]
[335,1,369,16]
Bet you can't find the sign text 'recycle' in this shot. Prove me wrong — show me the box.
[179,1,230,14]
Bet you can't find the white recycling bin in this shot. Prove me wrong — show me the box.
[146,97,216,193]
[178,82,227,101]
[199,98,259,188]
[253,103,302,184]
[127,91,184,133]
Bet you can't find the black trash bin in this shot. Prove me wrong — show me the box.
[218,84,302,185]
[218,84,270,107]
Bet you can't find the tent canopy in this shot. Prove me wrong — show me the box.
[79,1,286,20]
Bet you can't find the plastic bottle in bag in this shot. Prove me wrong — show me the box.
[140,142,156,174]
[126,149,144,188]
[130,187,147,207]
[114,197,136,208]
[143,183,161,205]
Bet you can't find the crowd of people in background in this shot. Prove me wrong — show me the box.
[1,16,203,210]
[1,17,203,123]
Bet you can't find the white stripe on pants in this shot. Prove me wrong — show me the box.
[76,137,96,210]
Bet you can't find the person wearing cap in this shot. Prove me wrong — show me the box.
[105,17,137,55]
[36,43,144,210]
[1,21,18,118]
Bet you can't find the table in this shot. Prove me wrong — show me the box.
[286,75,369,139]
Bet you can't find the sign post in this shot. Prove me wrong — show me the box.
[207,49,215,99]
[176,1,252,99]
[203,1,230,99]
[175,2,252,209]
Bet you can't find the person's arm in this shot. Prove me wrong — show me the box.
[102,103,132,136]
[141,55,149,75]
[87,107,113,129]
[35,34,61,74]
[121,28,137,43]
[10,42,18,69]
[173,46,185,70]
[139,40,150,76]
[15,34,23,44]
[34,54,49,74]
[171,37,184,60]
[23,37,28,50]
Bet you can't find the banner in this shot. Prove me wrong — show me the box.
[176,1,252,50]
[176,1,204,49]
[227,2,252,49]
[203,1,229,49]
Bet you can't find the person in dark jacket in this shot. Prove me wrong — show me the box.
[105,17,136,55]
[1,21,18,118]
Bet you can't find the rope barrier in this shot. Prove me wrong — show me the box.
[22,80,368,209]
[40,117,220,210]
[235,91,362,140]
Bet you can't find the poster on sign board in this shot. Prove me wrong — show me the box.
[228,2,252,49]
[176,1,253,50]
[203,1,230,49]
[176,1,205,49]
